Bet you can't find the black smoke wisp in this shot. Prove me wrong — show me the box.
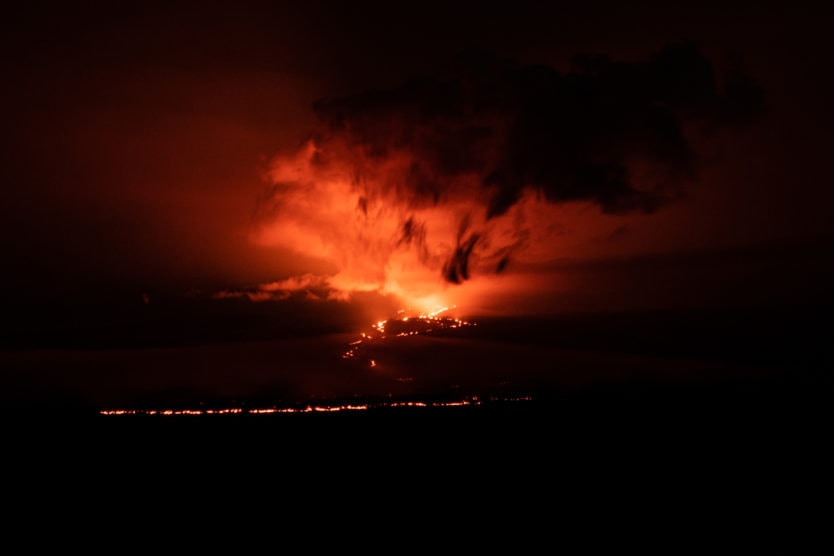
[258,41,764,295]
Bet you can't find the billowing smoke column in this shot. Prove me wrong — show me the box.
[249,42,763,310]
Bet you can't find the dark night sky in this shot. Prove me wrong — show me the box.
[4,6,834,520]
[1,1,833,415]
[3,1,833,309]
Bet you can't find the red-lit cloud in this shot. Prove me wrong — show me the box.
[243,43,762,314]
[213,273,340,302]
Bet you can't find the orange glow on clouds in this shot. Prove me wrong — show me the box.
[228,44,762,316]
[246,138,570,314]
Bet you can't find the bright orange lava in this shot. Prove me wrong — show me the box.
[340,305,476,365]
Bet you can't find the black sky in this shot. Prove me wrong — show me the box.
[2,0,833,344]
[3,3,834,492]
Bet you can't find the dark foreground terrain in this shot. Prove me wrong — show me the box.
[2,305,830,473]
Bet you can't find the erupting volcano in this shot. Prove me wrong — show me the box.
[241,43,763,318]
[342,305,476,364]
[6,1,834,487]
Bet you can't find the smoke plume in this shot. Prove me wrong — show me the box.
[250,41,763,309]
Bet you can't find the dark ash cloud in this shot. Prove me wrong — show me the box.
[283,41,765,284]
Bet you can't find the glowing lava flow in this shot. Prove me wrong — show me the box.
[341,305,476,364]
